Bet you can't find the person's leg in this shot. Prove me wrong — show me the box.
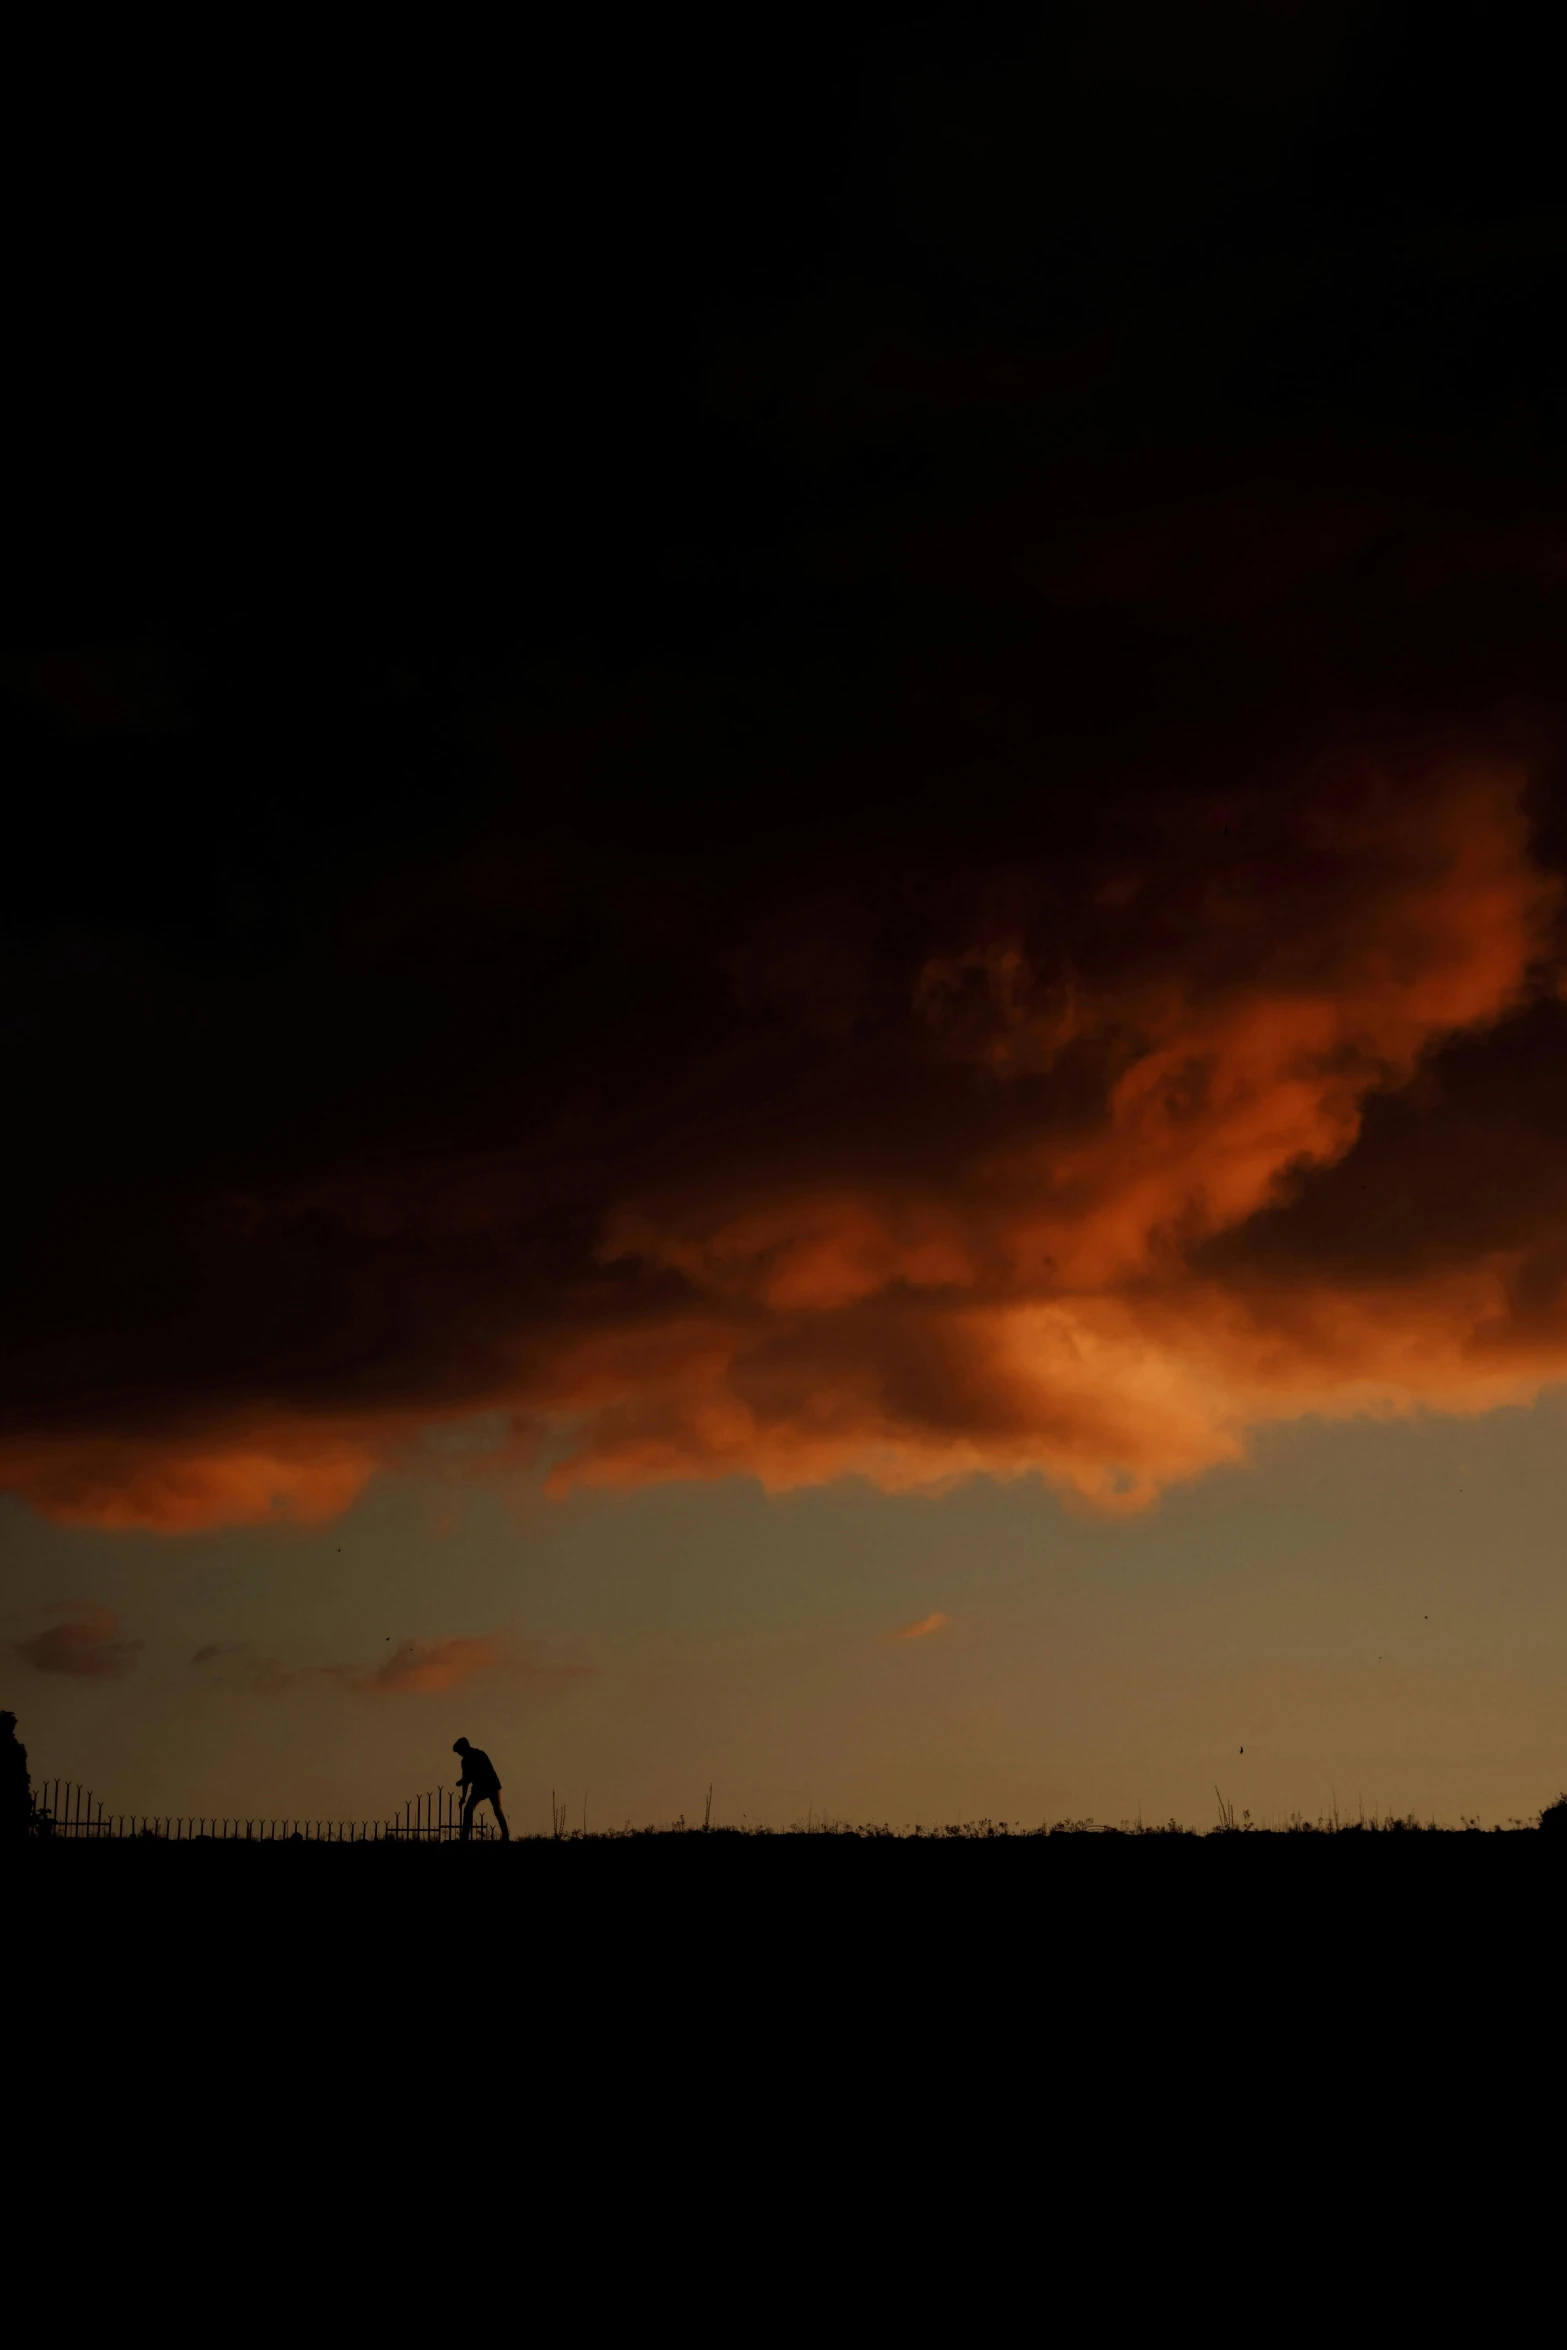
[460,1788,477,1842]
[490,1792,510,1842]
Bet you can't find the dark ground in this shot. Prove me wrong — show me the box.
[13,1835,1553,2237]
[20,1829,1565,2001]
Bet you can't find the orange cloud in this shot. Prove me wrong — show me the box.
[893,1612,949,1640]
[0,1424,379,1534]
[342,1632,580,1696]
[9,759,1567,1529]
[519,763,1567,1509]
[351,1635,510,1695]
[186,1631,585,1696]
[11,1604,143,1678]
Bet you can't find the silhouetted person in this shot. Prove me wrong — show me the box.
[453,1737,509,1842]
[1,1711,32,1842]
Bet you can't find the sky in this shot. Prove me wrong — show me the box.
[7,5,1567,1824]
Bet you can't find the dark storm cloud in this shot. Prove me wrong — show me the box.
[6,10,1567,1524]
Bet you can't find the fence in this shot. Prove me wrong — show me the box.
[30,1782,500,1842]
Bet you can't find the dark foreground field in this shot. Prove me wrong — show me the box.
[15,1829,1562,2170]
[21,1820,1567,1993]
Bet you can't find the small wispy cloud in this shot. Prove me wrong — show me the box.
[342,1632,592,1696]
[191,1643,299,1695]
[343,1634,515,1696]
[189,1629,587,1698]
[891,1611,949,1642]
[12,1603,143,1679]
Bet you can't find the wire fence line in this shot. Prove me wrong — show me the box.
[29,1781,500,1842]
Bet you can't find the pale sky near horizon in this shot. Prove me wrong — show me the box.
[9,1395,1567,1832]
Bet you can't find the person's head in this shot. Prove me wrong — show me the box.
[452,1738,470,1754]
[0,1712,15,1737]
